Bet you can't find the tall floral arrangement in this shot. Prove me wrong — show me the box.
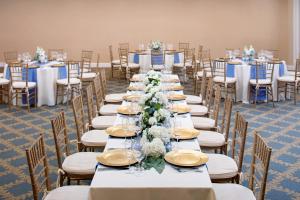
[149,41,162,51]
[243,45,255,61]
[34,47,47,63]
[139,70,171,173]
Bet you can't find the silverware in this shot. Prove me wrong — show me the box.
[173,166,203,173]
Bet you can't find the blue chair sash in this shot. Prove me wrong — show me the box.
[133,54,139,64]
[152,55,164,65]
[174,53,180,64]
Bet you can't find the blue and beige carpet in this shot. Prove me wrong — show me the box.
[0,79,299,200]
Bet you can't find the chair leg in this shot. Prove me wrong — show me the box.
[277,81,279,102]
[270,86,275,107]
[254,86,258,107]
[35,87,37,108]
[27,91,30,112]
[294,83,297,105]
[56,84,59,105]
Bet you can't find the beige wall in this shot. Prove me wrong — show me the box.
[0,0,293,64]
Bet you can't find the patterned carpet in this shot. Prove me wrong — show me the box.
[0,79,300,200]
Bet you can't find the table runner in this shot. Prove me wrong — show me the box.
[88,73,216,200]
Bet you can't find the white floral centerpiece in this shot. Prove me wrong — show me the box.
[138,70,171,173]
[243,45,255,61]
[149,41,162,51]
[34,47,47,63]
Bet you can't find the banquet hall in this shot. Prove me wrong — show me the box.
[0,0,299,200]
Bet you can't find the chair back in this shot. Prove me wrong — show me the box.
[119,48,129,67]
[231,111,248,175]
[204,78,213,111]
[211,85,221,126]
[220,97,233,154]
[99,69,107,96]
[67,61,80,83]
[249,131,272,200]
[119,43,129,50]
[93,74,104,112]
[199,70,207,100]
[178,42,189,52]
[109,45,114,63]
[294,59,300,80]
[72,95,87,146]
[81,50,93,61]
[81,58,92,74]
[200,49,213,73]
[9,62,29,87]
[86,84,97,126]
[48,49,64,61]
[213,59,228,82]
[25,134,50,200]
[265,49,279,59]
[51,112,70,169]
[4,51,18,63]
[252,61,274,83]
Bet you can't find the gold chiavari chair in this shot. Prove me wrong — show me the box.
[189,77,214,117]
[119,43,129,50]
[277,58,300,104]
[197,96,233,154]
[212,59,237,101]
[99,70,126,104]
[109,45,121,79]
[249,61,275,107]
[48,49,64,61]
[186,69,207,105]
[9,62,37,111]
[173,48,195,82]
[4,51,18,63]
[0,68,10,108]
[92,74,119,115]
[72,91,108,151]
[207,111,248,183]
[26,134,89,200]
[191,82,221,130]
[56,61,81,105]
[51,112,98,185]
[81,50,93,61]
[195,49,213,94]
[266,49,279,60]
[88,77,117,129]
[213,131,272,200]
[178,42,189,52]
[119,48,140,80]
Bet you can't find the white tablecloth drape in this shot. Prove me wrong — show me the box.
[88,74,216,200]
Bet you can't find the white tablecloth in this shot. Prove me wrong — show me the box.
[128,51,184,73]
[4,61,63,107]
[88,74,216,200]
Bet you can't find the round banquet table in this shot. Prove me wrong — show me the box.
[224,59,287,103]
[128,50,184,73]
[4,61,67,107]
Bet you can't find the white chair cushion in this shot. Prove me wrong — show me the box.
[152,65,165,70]
[207,153,238,179]
[105,93,126,103]
[62,152,98,175]
[99,104,119,115]
[249,79,271,85]
[12,81,36,89]
[277,75,300,82]
[0,73,3,78]
[82,72,96,79]
[0,78,9,85]
[197,131,225,147]
[186,95,202,104]
[196,71,212,78]
[92,115,117,129]
[112,59,120,64]
[57,78,80,85]
[189,105,208,116]
[45,186,90,200]
[213,76,237,84]
[128,63,140,68]
[192,117,215,129]
[213,183,255,200]
[81,130,108,147]
[173,63,184,68]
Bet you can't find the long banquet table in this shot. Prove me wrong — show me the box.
[88,74,216,200]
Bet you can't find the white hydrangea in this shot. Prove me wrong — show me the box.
[142,138,166,157]
[148,117,157,125]
[148,125,170,143]
[154,92,168,105]
[154,108,170,121]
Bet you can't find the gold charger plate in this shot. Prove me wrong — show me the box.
[123,94,141,102]
[97,149,137,167]
[165,85,184,91]
[51,63,65,68]
[117,105,141,115]
[172,128,200,140]
[228,61,242,65]
[106,125,137,137]
[28,65,39,69]
[165,149,208,167]
[162,78,180,83]
[168,94,187,101]
[128,85,144,91]
[170,104,191,114]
